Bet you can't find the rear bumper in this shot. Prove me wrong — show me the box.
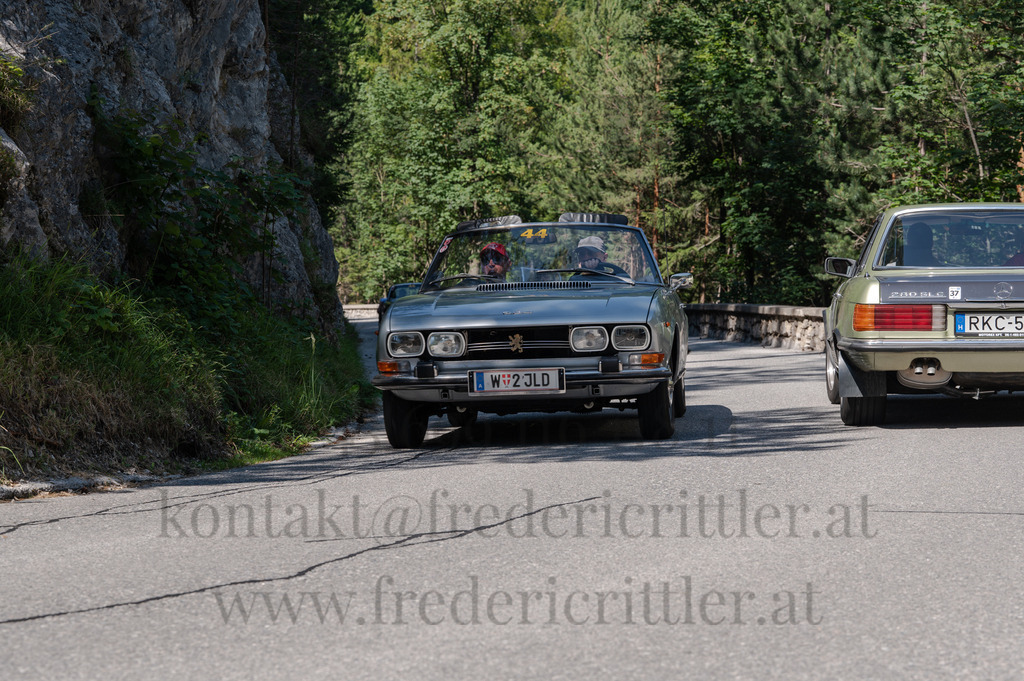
[837,336,1024,372]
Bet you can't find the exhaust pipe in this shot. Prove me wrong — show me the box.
[897,359,951,389]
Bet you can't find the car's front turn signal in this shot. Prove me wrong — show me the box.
[377,360,409,374]
[627,352,665,367]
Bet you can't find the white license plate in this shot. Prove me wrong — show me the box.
[955,312,1024,336]
[469,368,565,394]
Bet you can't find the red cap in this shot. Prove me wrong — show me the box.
[481,242,508,259]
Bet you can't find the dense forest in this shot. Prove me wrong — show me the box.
[274,0,1024,307]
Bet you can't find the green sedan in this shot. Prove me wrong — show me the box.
[824,202,1024,425]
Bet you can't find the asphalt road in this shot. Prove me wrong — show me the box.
[2,322,1023,680]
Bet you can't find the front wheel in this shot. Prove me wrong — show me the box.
[383,392,429,448]
[638,381,675,439]
[839,395,886,426]
[672,376,686,418]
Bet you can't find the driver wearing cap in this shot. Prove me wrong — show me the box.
[480,242,510,279]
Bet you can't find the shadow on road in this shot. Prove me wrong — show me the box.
[412,402,846,461]
[882,393,1024,429]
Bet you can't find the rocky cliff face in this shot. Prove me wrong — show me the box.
[0,0,342,331]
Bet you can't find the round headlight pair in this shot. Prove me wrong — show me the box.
[570,325,650,352]
[388,331,465,358]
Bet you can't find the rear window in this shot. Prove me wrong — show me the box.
[876,210,1024,268]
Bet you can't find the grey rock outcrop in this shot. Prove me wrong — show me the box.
[0,0,342,332]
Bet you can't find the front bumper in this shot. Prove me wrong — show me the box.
[372,366,672,403]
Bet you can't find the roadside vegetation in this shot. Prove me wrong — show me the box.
[0,251,373,483]
[0,64,375,483]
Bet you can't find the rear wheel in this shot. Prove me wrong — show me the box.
[825,342,840,405]
[638,381,675,439]
[383,392,429,448]
[839,395,886,426]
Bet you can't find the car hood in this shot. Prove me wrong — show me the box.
[876,272,1024,303]
[387,286,659,330]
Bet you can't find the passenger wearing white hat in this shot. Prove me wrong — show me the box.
[574,235,608,270]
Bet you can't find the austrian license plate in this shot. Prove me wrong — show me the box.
[954,312,1024,336]
[469,368,565,394]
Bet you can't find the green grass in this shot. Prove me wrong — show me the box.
[197,433,318,472]
[0,254,374,483]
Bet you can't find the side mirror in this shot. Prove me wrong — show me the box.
[669,272,694,290]
[824,257,856,278]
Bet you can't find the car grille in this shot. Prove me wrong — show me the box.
[465,326,594,359]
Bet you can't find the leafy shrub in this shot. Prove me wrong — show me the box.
[0,53,31,132]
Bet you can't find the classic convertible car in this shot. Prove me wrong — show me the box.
[377,282,420,323]
[824,203,1024,425]
[373,212,693,447]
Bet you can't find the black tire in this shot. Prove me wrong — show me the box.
[672,376,686,418]
[839,395,886,426]
[447,406,477,428]
[825,342,840,405]
[383,392,429,448]
[638,381,675,439]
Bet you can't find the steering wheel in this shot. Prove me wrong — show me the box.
[593,261,630,277]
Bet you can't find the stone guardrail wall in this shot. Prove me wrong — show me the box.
[686,303,826,353]
[343,303,826,352]
[342,304,379,319]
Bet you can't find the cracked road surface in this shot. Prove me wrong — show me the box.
[2,327,1023,680]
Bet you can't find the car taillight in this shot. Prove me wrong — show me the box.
[853,304,946,331]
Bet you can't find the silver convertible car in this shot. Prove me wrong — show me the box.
[824,203,1024,425]
[373,212,693,447]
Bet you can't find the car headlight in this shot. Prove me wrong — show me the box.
[427,331,466,357]
[388,331,425,357]
[612,325,650,350]
[570,326,608,352]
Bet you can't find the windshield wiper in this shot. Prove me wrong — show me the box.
[423,273,505,288]
[535,268,635,285]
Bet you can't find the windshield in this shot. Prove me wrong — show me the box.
[422,223,661,290]
[391,283,420,299]
[877,210,1024,268]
